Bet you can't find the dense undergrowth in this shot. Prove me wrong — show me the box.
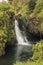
[0,2,15,56]
[0,0,43,65]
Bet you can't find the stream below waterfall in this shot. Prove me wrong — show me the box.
[0,20,33,65]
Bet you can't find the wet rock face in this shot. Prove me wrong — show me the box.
[17,15,43,39]
[28,16,43,38]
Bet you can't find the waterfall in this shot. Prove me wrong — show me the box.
[15,20,31,46]
[15,20,32,61]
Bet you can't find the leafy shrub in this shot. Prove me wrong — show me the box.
[32,40,43,60]
[0,2,11,11]
[37,9,43,18]
[0,3,15,56]
[34,0,43,14]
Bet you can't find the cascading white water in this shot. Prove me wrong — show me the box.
[15,20,32,60]
[15,20,32,61]
[15,19,31,46]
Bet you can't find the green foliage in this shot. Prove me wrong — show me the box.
[37,9,43,18]
[0,2,11,11]
[0,11,9,45]
[32,40,43,60]
[14,61,43,65]
[34,0,43,14]
[9,0,29,18]
[0,3,15,45]
[20,4,29,17]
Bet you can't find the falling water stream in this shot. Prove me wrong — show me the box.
[15,20,32,61]
[0,20,32,65]
[15,19,31,46]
